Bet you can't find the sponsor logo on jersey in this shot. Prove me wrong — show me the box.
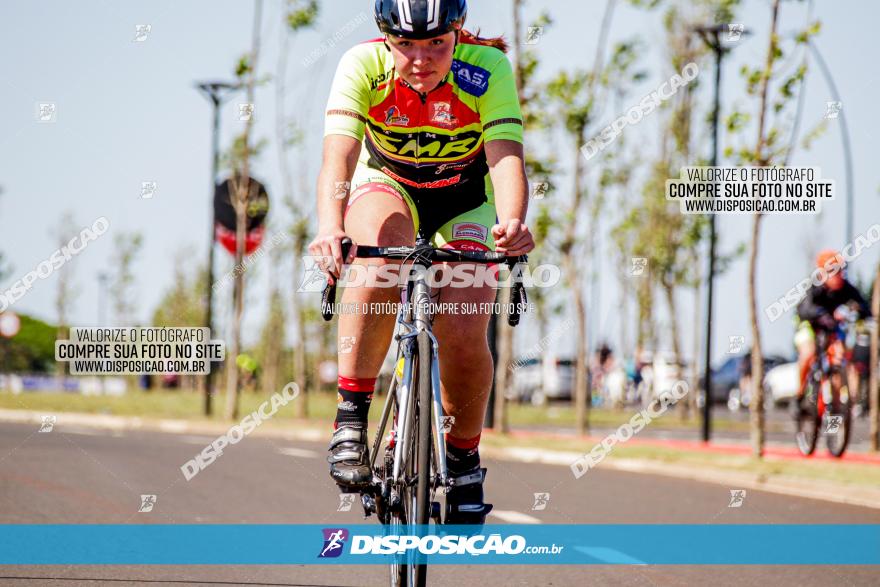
[367,124,481,161]
[452,222,488,241]
[451,60,491,97]
[381,166,462,189]
[435,161,471,174]
[431,101,457,126]
[384,106,410,126]
[368,68,395,90]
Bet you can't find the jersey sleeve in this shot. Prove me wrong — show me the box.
[796,286,825,322]
[843,282,873,319]
[324,46,371,141]
[478,54,524,143]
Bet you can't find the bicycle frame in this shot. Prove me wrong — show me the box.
[321,236,526,585]
[366,240,450,516]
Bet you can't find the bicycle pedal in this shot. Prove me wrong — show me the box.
[361,494,377,516]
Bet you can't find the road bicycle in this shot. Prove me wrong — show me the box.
[321,235,527,586]
[795,307,861,458]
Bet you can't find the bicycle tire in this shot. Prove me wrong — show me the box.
[795,379,821,456]
[413,330,433,586]
[826,380,852,458]
[390,353,418,587]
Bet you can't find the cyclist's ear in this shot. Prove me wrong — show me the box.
[383,35,391,52]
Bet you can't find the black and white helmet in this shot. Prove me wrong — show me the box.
[374,0,467,39]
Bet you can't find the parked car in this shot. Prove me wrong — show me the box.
[700,354,790,408]
[510,356,574,405]
[763,361,800,406]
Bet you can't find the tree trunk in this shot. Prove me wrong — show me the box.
[690,280,702,416]
[663,281,686,420]
[747,0,780,457]
[573,278,589,434]
[224,201,246,420]
[224,0,263,420]
[748,214,765,457]
[563,130,590,435]
[870,262,879,451]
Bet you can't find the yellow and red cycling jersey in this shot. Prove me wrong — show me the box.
[324,36,524,194]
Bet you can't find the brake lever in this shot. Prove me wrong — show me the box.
[321,238,352,321]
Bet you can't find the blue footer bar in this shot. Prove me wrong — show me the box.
[0,524,878,565]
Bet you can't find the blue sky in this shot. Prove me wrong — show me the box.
[1,0,877,364]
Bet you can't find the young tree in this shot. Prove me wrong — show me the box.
[109,232,143,327]
[731,0,817,456]
[276,0,319,417]
[152,252,208,390]
[545,8,640,433]
[225,0,267,420]
[494,0,555,433]
[52,211,79,376]
[152,254,208,328]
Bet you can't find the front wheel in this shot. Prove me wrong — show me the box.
[412,331,433,586]
[795,380,821,456]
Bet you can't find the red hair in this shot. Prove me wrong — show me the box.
[459,29,508,53]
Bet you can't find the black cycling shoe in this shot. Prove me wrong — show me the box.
[327,425,373,492]
[444,467,493,525]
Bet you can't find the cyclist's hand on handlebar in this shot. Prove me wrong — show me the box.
[492,219,534,256]
[817,313,837,331]
[308,228,356,286]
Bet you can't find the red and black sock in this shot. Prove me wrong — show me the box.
[333,376,375,430]
[446,432,481,474]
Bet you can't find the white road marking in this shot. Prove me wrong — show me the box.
[277,447,319,459]
[487,510,542,524]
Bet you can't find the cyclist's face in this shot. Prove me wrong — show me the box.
[826,273,844,290]
[386,32,455,93]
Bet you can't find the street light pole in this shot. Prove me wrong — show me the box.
[807,41,854,245]
[196,81,241,416]
[693,24,747,442]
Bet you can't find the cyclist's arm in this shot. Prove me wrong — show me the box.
[479,51,530,254]
[486,139,528,226]
[842,282,872,319]
[316,134,361,234]
[313,45,373,277]
[796,285,826,323]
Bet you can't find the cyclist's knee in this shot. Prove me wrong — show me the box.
[344,189,414,247]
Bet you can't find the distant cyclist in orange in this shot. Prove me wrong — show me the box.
[309,0,533,524]
[793,250,872,413]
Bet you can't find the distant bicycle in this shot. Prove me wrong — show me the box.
[794,307,860,457]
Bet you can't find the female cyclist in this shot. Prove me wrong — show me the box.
[309,0,533,525]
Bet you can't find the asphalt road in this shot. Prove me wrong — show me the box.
[1,422,878,586]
